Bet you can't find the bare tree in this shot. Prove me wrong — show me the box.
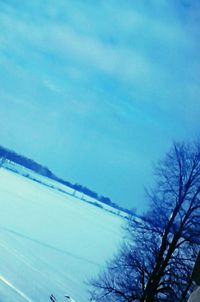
[90,141,200,302]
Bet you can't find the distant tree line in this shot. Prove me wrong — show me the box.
[0,145,131,214]
[0,145,53,177]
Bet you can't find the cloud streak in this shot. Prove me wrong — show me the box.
[0,0,199,209]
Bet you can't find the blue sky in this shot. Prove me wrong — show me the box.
[0,0,200,211]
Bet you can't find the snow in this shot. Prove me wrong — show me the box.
[4,161,128,218]
[0,168,124,302]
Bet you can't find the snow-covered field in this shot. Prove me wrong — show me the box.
[0,168,124,302]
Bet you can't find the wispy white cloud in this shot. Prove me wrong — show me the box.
[0,0,199,119]
[43,79,61,93]
[0,0,199,208]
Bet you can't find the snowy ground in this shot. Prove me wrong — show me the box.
[0,168,124,302]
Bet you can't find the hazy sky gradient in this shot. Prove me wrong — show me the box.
[0,0,200,211]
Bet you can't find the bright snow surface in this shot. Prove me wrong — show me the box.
[0,168,124,302]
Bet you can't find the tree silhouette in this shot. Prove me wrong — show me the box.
[90,141,200,302]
